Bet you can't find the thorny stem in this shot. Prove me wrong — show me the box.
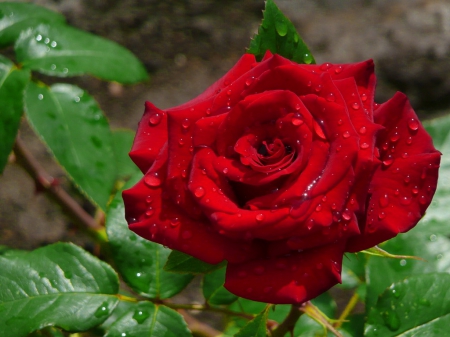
[271,304,304,337]
[13,137,106,242]
[334,292,359,329]
[300,301,344,337]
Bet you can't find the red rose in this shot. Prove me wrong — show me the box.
[123,52,440,304]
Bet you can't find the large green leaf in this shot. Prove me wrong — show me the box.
[106,174,193,299]
[234,306,269,337]
[0,243,119,337]
[0,55,29,173]
[247,0,315,64]
[365,273,450,336]
[24,81,116,210]
[165,250,226,275]
[203,267,237,306]
[105,301,192,337]
[0,2,65,48]
[15,23,148,84]
[112,129,140,181]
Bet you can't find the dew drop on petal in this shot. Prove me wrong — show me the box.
[408,118,419,131]
[379,194,389,208]
[359,126,367,134]
[315,84,322,92]
[222,167,229,174]
[144,173,161,187]
[378,212,386,220]
[419,195,428,205]
[149,113,162,126]
[145,208,154,217]
[400,196,412,206]
[194,186,205,198]
[351,102,360,110]
[291,113,304,126]
[245,77,254,87]
[334,65,343,74]
[360,142,369,149]
[342,209,351,221]
[326,92,335,102]
[170,218,180,227]
[315,204,322,212]
[343,131,350,138]
[361,93,368,102]
[390,132,400,142]
[255,213,265,222]
[382,158,394,167]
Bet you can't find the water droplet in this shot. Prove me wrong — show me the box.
[194,186,205,198]
[295,103,301,111]
[400,196,412,205]
[182,230,192,239]
[44,37,50,44]
[222,167,229,174]
[342,209,351,221]
[245,77,254,87]
[359,126,367,134]
[145,208,154,217]
[351,102,360,110]
[378,212,386,220]
[390,132,400,142]
[291,113,303,126]
[304,53,313,64]
[379,194,389,207]
[382,158,394,167]
[144,172,161,187]
[429,234,437,242]
[406,137,413,145]
[62,67,68,74]
[399,259,407,266]
[383,311,401,331]
[145,196,152,204]
[408,118,419,131]
[315,84,322,92]
[181,118,190,129]
[133,309,150,324]
[343,131,350,138]
[94,302,110,318]
[50,41,57,48]
[361,93,368,102]
[360,142,369,149]
[334,65,343,74]
[320,63,332,71]
[36,34,43,41]
[50,64,56,70]
[412,186,419,195]
[256,213,265,222]
[404,175,411,184]
[149,112,162,126]
[315,204,322,212]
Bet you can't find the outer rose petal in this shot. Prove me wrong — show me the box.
[224,242,345,304]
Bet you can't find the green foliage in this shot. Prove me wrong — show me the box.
[248,0,315,64]
[15,23,148,84]
[203,267,238,306]
[0,243,119,337]
[104,301,192,337]
[25,82,116,210]
[366,273,450,336]
[234,306,269,337]
[165,249,226,274]
[112,129,141,181]
[0,55,29,173]
[106,174,194,299]
[0,2,65,48]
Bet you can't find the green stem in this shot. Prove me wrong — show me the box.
[271,305,303,337]
[164,302,255,320]
[334,292,359,329]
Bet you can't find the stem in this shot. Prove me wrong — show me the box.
[300,302,343,337]
[13,137,105,240]
[271,305,303,337]
[334,292,359,329]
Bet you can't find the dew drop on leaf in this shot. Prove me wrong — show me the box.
[133,309,150,324]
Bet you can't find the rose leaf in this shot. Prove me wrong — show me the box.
[0,243,119,337]
[0,2,65,48]
[234,306,270,337]
[164,250,226,275]
[106,173,194,299]
[112,129,141,182]
[0,55,30,173]
[15,23,148,84]
[203,267,238,306]
[365,273,450,336]
[24,81,116,210]
[104,301,192,337]
[247,0,315,64]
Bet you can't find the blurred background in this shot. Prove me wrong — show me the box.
[1,0,449,257]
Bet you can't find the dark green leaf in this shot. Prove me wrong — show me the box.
[247,0,315,64]
[165,250,226,274]
[0,2,65,48]
[0,243,119,337]
[15,23,148,84]
[0,55,30,173]
[112,129,140,181]
[106,174,193,299]
[234,306,269,337]
[203,267,237,306]
[366,273,450,336]
[24,81,116,210]
[28,327,65,337]
[105,301,192,337]
[340,253,366,289]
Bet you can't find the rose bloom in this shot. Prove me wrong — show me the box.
[123,52,440,304]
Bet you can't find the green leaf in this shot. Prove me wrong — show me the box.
[106,174,193,299]
[0,2,65,48]
[28,327,65,337]
[105,301,192,337]
[15,23,148,84]
[165,250,226,274]
[247,0,315,64]
[234,306,269,337]
[0,243,119,337]
[340,253,366,289]
[203,267,237,306]
[0,55,30,173]
[24,81,116,210]
[365,273,450,336]
[112,129,140,181]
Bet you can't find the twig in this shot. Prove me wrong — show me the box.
[13,137,104,236]
[271,304,303,337]
[334,292,359,329]
[300,302,343,337]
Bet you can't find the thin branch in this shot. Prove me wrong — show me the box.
[271,304,303,337]
[334,292,359,329]
[13,137,104,237]
[163,302,256,321]
[300,302,343,337]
